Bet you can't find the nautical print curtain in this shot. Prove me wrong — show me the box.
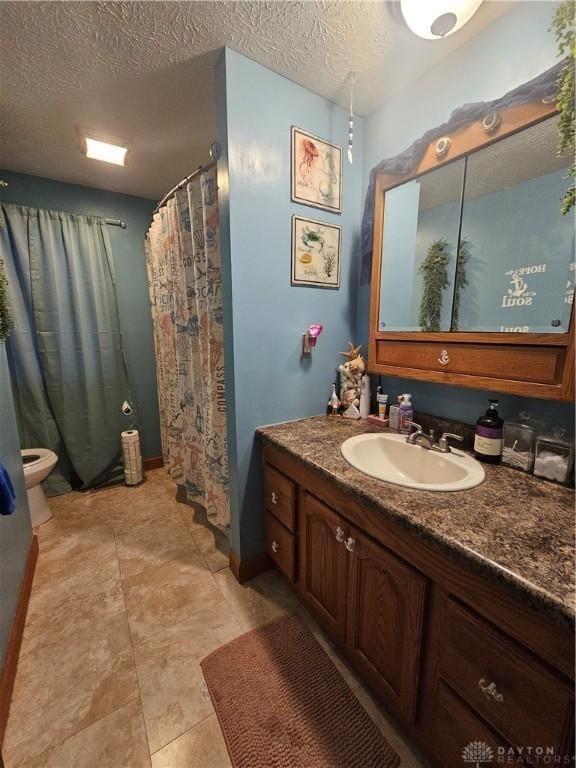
[145,166,229,530]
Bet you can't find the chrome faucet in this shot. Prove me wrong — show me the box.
[405,422,435,449]
[406,422,464,453]
[435,432,464,453]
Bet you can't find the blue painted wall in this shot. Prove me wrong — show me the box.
[0,171,162,458]
[216,48,364,558]
[358,1,574,430]
[0,344,32,667]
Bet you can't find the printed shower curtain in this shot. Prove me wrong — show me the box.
[145,166,229,530]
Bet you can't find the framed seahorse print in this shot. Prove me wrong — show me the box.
[291,127,342,214]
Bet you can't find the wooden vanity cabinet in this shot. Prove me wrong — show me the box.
[299,490,427,720]
[437,598,574,758]
[299,491,349,640]
[265,512,296,582]
[346,528,427,722]
[262,447,575,768]
[431,682,515,768]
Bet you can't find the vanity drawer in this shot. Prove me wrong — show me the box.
[265,512,295,582]
[438,599,573,760]
[432,682,519,768]
[264,464,296,531]
[375,340,563,385]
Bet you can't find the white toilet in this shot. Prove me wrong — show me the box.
[21,448,58,526]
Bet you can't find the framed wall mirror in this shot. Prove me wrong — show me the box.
[369,102,574,401]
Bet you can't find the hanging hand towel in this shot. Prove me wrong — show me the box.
[0,463,16,515]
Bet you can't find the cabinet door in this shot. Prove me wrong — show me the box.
[346,528,427,721]
[299,491,348,640]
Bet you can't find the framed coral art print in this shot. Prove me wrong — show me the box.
[291,215,341,289]
[291,127,342,213]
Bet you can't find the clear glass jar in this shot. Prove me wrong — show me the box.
[501,412,544,472]
[533,428,574,485]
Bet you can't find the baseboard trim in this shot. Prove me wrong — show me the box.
[229,549,272,584]
[0,535,38,748]
[144,456,164,471]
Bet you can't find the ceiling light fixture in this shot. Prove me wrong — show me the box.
[400,0,483,39]
[84,137,128,166]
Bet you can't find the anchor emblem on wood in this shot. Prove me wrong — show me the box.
[438,349,450,366]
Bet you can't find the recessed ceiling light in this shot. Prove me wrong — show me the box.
[400,0,483,39]
[85,137,128,166]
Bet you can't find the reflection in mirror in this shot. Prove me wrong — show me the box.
[455,116,574,333]
[378,160,465,332]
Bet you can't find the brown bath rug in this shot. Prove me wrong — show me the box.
[200,614,400,768]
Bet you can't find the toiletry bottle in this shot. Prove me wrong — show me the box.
[398,394,414,435]
[376,387,388,420]
[474,399,503,464]
[359,375,370,419]
[389,396,402,432]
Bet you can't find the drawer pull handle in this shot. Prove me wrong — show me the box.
[344,536,355,553]
[271,491,278,505]
[335,526,345,543]
[271,540,279,553]
[438,349,450,366]
[478,679,504,703]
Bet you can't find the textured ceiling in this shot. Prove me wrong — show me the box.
[0,1,514,200]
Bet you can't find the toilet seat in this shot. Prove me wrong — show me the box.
[21,448,57,471]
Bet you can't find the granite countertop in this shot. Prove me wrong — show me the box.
[257,416,575,627]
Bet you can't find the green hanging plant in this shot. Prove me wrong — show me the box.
[418,238,450,332]
[0,180,11,342]
[551,0,575,215]
[452,238,470,331]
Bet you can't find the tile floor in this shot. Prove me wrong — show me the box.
[3,469,428,768]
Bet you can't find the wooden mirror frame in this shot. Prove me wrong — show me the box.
[368,100,574,402]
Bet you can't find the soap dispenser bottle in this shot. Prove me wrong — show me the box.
[398,394,413,435]
[474,399,503,464]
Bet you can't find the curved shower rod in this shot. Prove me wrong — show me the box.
[152,160,217,219]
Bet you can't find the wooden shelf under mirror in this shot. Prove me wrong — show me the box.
[368,100,575,401]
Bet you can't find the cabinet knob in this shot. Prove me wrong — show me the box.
[478,678,504,703]
[271,491,278,505]
[344,536,355,553]
[271,540,279,553]
[335,526,345,543]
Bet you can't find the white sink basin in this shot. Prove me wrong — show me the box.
[341,433,485,492]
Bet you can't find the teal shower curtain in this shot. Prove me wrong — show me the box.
[0,203,133,494]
